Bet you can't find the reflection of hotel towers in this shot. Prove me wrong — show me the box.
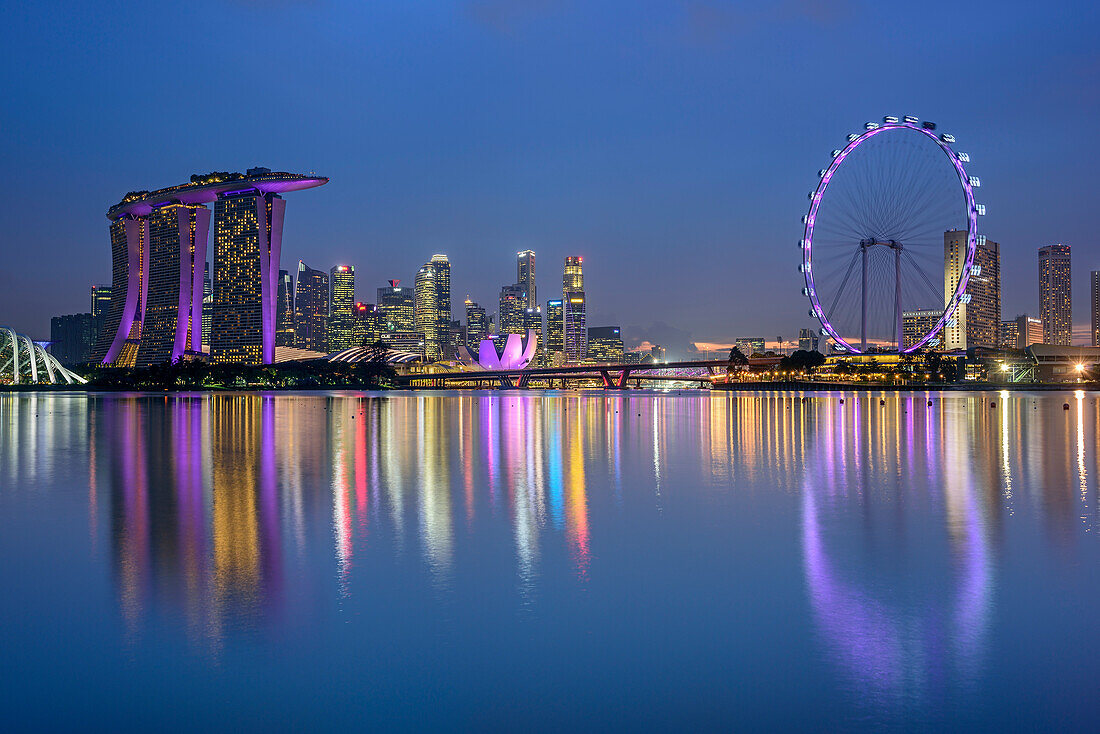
[96,396,283,641]
[93,169,327,366]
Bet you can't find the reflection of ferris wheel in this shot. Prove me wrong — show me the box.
[800,116,983,353]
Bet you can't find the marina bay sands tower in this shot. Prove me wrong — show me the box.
[93,168,327,366]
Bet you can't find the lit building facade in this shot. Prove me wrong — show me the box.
[587,326,624,362]
[275,269,294,347]
[734,337,765,356]
[353,302,379,347]
[562,256,586,362]
[902,309,940,349]
[96,169,326,366]
[465,298,488,347]
[523,307,543,364]
[1001,314,1043,350]
[294,261,329,352]
[517,250,536,309]
[415,255,451,361]
[377,280,415,332]
[798,328,819,352]
[499,284,526,335]
[545,299,564,356]
[943,230,1000,350]
[329,265,356,351]
[201,263,212,349]
[90,284,112,346]
[1039,244,1072,346]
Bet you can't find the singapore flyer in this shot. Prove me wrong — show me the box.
[800,116,984,354]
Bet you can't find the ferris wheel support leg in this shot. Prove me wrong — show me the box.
[895,246,903,351]
[860,244,868,353]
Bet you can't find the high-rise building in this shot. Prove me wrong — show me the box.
[587,326,624,362]
[415,255,451,361]
[734,337,766,356]
[377,280,416,332]
[294,261,329,351]
[90,285,112,319]
[517,250,536,309]
[545,300,564,355]
[902,309,940,349]
[465,298,488,347]
[798,328,819,352]
[275,269,294,347]
[1091,271,1100,346]
[943,231,1000,350]
[50,313,98,366]
[1001,314,1043,350]
[329,265,356,351]
[499,284,526,335]
[353,302,379,347]
[523,306,543,363]
[1039,244,1072,346]
[562,256,586,362]
[447,320,465,360]
[201,263,212,349]
[96,169,326,366]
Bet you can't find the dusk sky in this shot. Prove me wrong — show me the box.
[1,0,1096,355]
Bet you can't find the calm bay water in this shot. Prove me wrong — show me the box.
[1,390,1098,730]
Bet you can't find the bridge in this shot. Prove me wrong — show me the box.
[399,360,732,389]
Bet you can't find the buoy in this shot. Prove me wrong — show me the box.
[879,399,886,406]
[990,402,995,408]
[839,399,844,404]
[1063,403,1070,410]
[927,400,932,406]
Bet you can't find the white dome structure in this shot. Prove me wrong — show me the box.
[1,328,86,385]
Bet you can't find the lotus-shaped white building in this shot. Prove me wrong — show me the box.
[477,330,538,370]
[2,328,86,385]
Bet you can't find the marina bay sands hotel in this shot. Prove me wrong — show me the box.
[93,168,327,366]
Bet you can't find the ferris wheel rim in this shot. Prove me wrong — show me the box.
[800,119,980,354]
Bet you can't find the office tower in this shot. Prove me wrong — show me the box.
[562,256,586,362]
[734,337,765,356]
[797,328,820,352]
[650,345,666,362]
[90,285,112,319]
[517,250,536,309]
[587,326,624,362]
[377,280,416,332]
[294,261,329,351]
[1039,244,1072,346]
[1092,271,1100,346]
[465,297,488,347]
[943,231,1000,350]
[499,284,526,335]
[447,320,465,360]
[1001,314,1042,350]
[50,313,98,366]
[329,265,356,351]
[546,300,564,354]
[275,269,294,347]
[903,309,941,349]
[353,302,379,347]
[414,255,451,361]
[523,306,543,363]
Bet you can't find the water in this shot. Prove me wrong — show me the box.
[1,390,1098,730]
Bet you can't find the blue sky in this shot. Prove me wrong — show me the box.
[1,0,1096,354]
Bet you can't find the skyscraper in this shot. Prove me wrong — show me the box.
[546,299,564,356]
[377,279,419,352]
[517,250,536,309]
[1001,314,1043,350]
[50,313,98,366]
[415,255,451,361]
[562,256,586,362]
[202,263,212,349]
[943,231,1000,350]
[353,302,379,347]
[90,285,112,319]
[96,169,326,366]
[329,265,356,351]
[275,269,294,347]
[1092,271,1100,347]
[499,284,526,335]
[587,326,624,362]
[523,306,543,363]
[903,309,940,349]
[1039,244,1072,346]
[294,261,329,351]
[465,297,488,347]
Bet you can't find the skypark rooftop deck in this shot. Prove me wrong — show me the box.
[107,168,328,219]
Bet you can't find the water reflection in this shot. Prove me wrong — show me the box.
[2,389,1100,717]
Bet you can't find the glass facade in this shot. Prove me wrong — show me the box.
[587,326,623,363]
[329,265,356,351]
[276,269,294,347]
[546,300,564,355]
[499,284,526,335]
[943,230,1000,350]
[465,298,488,348]
[517,250,536,310]
[414,255,451,361]
[294,260,329,352]
[562,257,586,363]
